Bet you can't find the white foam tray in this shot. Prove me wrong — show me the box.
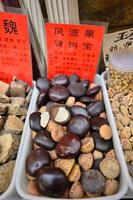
[101,71,133,192]
[15,74,127,200]
[0,83,36,200]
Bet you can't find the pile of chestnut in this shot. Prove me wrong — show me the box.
[25,73,120,198]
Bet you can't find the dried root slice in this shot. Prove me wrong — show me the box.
[55,158,75,176]
[4,115,24,134]
[0,133,20,164]
[0,160,15,193]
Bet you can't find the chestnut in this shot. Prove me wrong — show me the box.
[71,105,89,118]
[86,85,101,97]
[80,96,96,104]
[56,133,81,158]
[87,101,105,117]
[29,112,43,131]
[68,82,86,98]
[34,130,56,150]
[36,167,68,197]
[90,116,108,131]
[69,73,80,83]
[68,115,90,138]
[51,74,69,86]
[49,85,70,102]
[36,91,48,108]
[25,148,51,177]
[36,77,50,92]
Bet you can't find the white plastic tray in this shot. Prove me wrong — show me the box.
[16,75,128,200]
[0,83,36,200]
[101,71,133,192]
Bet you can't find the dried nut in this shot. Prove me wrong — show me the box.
[32,131,37,139]
[93,150,103,160]
[104,179,119,196]
[0,116,5,130]
[78,153,93,171]
[130,121,133,128]
[69,181,84,199]
[130,136,133,145]
[0,80,9,94]
[81,137,94,153]
[100,158,120,179]
[9,79,26,97]
[129,106,133,114]
[94,91,103,101]
[68,164,81,182]
[112,107,119,114]
[120,127,131,139]
[99,112,107,119]
[48,149,58,160]
[0,94,10,103]
[106,149,116,159]
[0,160,15,193]
[50,105,71,124]
[116,120,123,130]
[86,192,101,198]
[51,125,65,142]
[55,158,75,176]
[4,115,24,134]
[124,150,133,162]
[0,133,19,164]
[74,101,86,108]
[119,114,130,126]
[46,119,58,132]
[99,124,112,140]
[27,181,41,196]
[111,100,120,108]
[130,127,133,135]
[0,102,8,115]
[66,96,75,107]
[39,106,46,113]
[121,138,132,150]
[40,111,50,128]
[120,105,128,116]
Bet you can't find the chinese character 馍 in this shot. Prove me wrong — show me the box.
[55,40,63,47]
[3,20,18,34]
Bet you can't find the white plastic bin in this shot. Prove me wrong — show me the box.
[16,74,127,200]
[101,71,133,192]
[0,83,36,200]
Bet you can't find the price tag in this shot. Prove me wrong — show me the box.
[0,12,32,85]
[45,23,105,81]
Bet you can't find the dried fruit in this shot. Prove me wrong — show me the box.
[55,158,75,176]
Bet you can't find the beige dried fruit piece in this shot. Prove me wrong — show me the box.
[40,111,50,128]
[0,133,19,164]
[0,160,15,193]
[106,149,116,159]
[66,96,75,107]
[31,131,37,139]
[27,181,41,196]
[39,106,46,113]
[0,80,9,94]
[119,115,130,126]
[68,164,81,182]
[81,137,94,153]
[104,179,119,196]
[46,119,58,132]
[121,138,132,150]
[48,149,58,160]
[69,181,84,199]
[74,101,86,108]
[111,100,120,108]
[4,115,24,134]
[120,127,131,139]
[78,153,93,171]
[112,107,119,114]
[0,94,10,103]
[94,91,103,101]
[100,158,120,179]
[124,150,133,162]
[93,150,103,160]
[51,125,65,142]
[120,105,128,116]
[99,124,112,140]
[55,158,75,176]
[130,127,133,135]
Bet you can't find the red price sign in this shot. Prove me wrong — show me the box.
[0,12,32,85]
[46,23,105,82]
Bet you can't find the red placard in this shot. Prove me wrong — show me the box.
[45,23,105,81]
[0,12,32,85]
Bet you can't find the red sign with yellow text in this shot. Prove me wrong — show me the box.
[46,23,105,82]
[0,12,32,85]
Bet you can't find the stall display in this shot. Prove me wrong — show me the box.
[0,77,32,194]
